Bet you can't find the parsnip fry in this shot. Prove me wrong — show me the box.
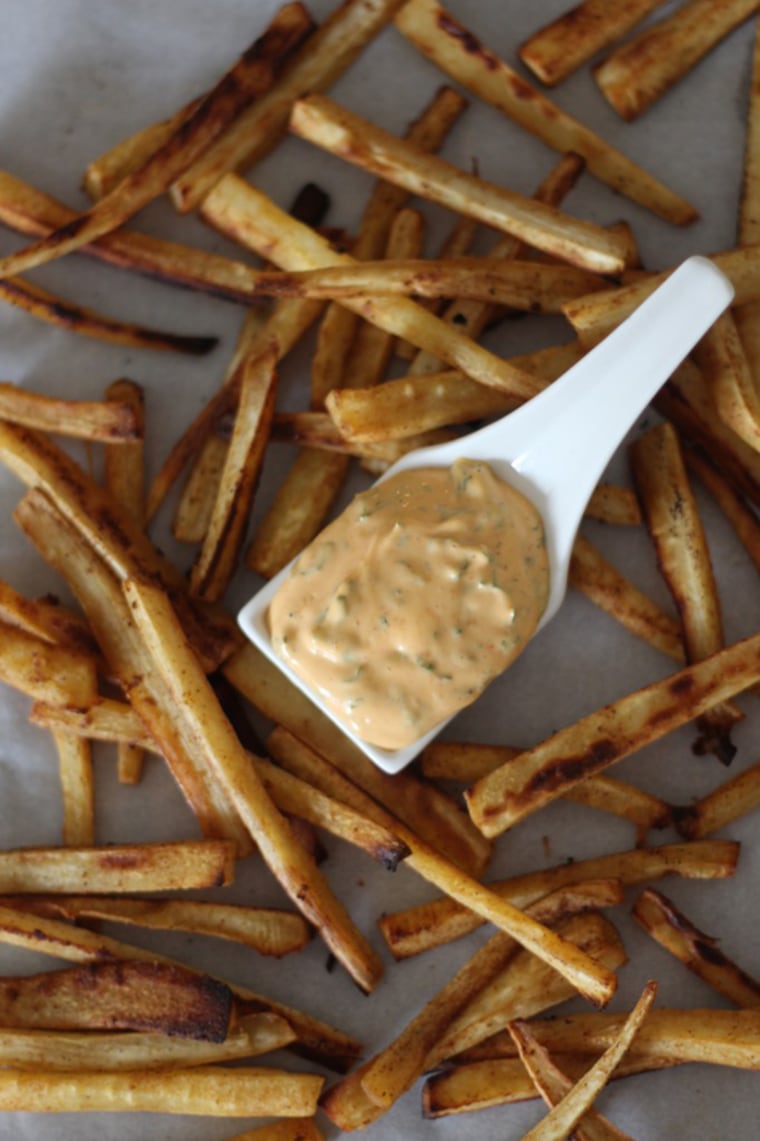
[593,0,760,121]
[290,96,628,273]
[512,981,656,1141]
[518,0,665,86]
[0,3,314,279]
[630,420,742,761]
[466,634,760,837]
[633,888,760,1006]
[0,581,94,654]
[694,309,760,450]
[54,732,95,847]
[378,840,739,958]
[585,483,642,527]
[684,445,760,572]
[173,434,230,544]
[0,619,98,706]
[674,757,760,839]
[394,0,696,224]
[0,382,139,441]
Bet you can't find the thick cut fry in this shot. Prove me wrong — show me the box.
[16,491,250,849]
[0,1066,324,1116]
[394,0,696,224]
[0,619,98,706]
[171,0,415,211]
[225,643,492,875]
[173,434,230,543]
[674,756,760,839]
[684,445,760,571]
[0,840,234,894]
[0,382,139,441]
[378,840,739,958]
[694,309,760,450]
[9,895,311,957]
[245,258,607,310]
[0,1015,294,1072]
[630,421,741,761]
[0,960,232,1040]
[0,4,313,280]
[54,732,95,847]
[0,275,217,354]
[513,981,657,1141]
[123,574,383,994]
[569,534,685,663]
[190,341,279,600]
[518,0,665,86]
[290,96,628,273]
[593,0,760,121]
[0,581,94,654]
[202,177,548,398]
[633,888,760,1006]
[466,633,760,837]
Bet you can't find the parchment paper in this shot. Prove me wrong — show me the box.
[0,1,758,1138]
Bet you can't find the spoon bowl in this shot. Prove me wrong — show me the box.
[239,256,734,774]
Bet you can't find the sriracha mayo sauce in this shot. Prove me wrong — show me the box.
[269,458,549,749]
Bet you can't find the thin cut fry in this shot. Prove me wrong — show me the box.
[53,732,95,847]
[394,0,697,224]
[173,434,231,544]
[593,0,760,121]
[512,981,657,1141]
[466,633,760,838]
[0,382,140,441]
[518,0,665,86]
[630,420,742,761]
[674,757,760,839]
[0,3,314,279]
[290,95,629,273]
[693,309,760,451]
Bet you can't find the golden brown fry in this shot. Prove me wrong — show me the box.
[694,310,760,451]
[0,840,234,894]
[466,633,760,838]
[585,483,642,526]
[378,839,739,958]
[569,533,685,663]
[29,697,153,749]
[735,15,760,388]
[593,0,759,121]
[0,1066,324,1116]
[395,0,696,224]
[123,574,384,994]
[0,382,140,441]
[684,445,760,571]
[290,95,628,273]
[0,276,216,353]
[190,341,279,601]
[674,756,760,839]
[630,421,742,761]
[53,732,95,847]
[0,4,314,279]
[0,960,232,1040]
[201,176,547,398]
[0,581,94,654]
[272,410,454,460]
[0,619,98,706]
[633,888,760,1006]
[519,0,665,86]
[172,434,230,544]
[513,981,657,1141]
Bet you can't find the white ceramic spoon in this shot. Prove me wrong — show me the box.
[239,255,734,774]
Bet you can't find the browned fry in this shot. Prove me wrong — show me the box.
[674,756,760,839]
[0,1065,324,1116]
[511,982,657,1141]
[263,728,616,1007]
[0,581,94,654]
[5,895,311,958]
[633,888,760,1006]
[378,839,739,958]
[201,176,547,398]
[585,483,642,526]
[30,696,154,749]
[0,423,240,672]
[244,257,607,310]
[693,310,760,450]
[16,490,250,850]
[0,1015,295,1072]
[123,574,384,994]
[518,0,665,86]
[246,448,349,578]
[465,633,760,838]
[271,410,454,460]
[0,382,140,441]
[0,4,314,280]
[630,420,742,762]
[394,0,696,224]
[53,732,95,847]
[171,0,415,212]
[593,0,759,121]
[0,960,232,1041]
[173,434,230,544]
[0,618,98,707]
[684,445,760,571]
[735,16,760,390]
[497,1032,635,1141]
[0,840,235,894]
[189,341,279,601]
[224,644,492,876]
[569,533,685,663]
[290,96,628,273]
